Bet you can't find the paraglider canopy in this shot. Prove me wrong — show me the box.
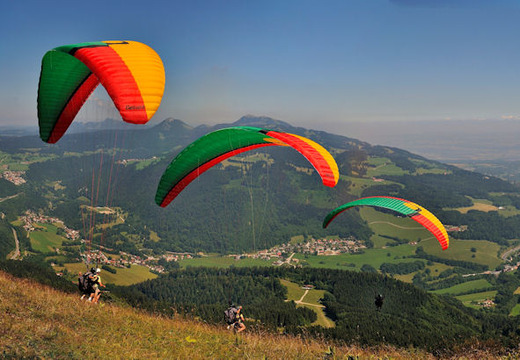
[155,126,339,207]
[37,40,165,143]
[323,196,449,250]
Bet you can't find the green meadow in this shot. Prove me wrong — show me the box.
[366,158,407,177]
[178,255,275,269]
[29,223,66,253]
[455,290,497,309]
[510,304,520,316]
[432,279,493,295]
[419,237,501,269]
[294,244,419,271]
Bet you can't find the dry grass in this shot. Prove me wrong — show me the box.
[0,270,517,359]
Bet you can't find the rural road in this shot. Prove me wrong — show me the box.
[286,252,295,263]
[500,244,520,261]
[9,227,20,260]
[0,193,21,203]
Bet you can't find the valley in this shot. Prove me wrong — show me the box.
[2,116,520,352]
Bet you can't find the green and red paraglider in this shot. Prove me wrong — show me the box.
[155,126,340,207]
[323,196,449,250]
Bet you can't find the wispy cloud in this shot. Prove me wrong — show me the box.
[501,115,520,120]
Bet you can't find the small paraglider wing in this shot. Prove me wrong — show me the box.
[323,196,449,250]
[37,40,165,143]
[322,196,418,228]
[155,126,339,207]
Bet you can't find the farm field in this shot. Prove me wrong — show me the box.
[29,223,66,253]
[431,278,493,295]
[419,237,501,269]
[344,174,403,197]
[445,197,520,217]
[455,290,497,309]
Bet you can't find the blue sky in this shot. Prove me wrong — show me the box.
[2,0,520,135]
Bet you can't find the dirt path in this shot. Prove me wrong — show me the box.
[294,289,333,327]
[295,289,309,304]
[0,193,21,203]
[8,227,20,260]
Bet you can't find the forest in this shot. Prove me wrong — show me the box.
[108,266,520,352]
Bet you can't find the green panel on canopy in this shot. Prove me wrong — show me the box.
[155,126,272,205]
[37,50,92,141]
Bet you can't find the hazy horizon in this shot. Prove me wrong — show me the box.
[3,0,520,131]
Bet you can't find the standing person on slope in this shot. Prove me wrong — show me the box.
[234,305,246,333]
[89,268,106,303]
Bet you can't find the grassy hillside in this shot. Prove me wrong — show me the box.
[0,270,449,360]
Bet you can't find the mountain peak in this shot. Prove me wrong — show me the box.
[153,118,193,131]
[233,115,293,130]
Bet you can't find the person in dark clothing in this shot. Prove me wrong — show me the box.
[375,294,384,310]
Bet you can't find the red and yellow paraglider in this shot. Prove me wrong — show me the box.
[37,40,165,143]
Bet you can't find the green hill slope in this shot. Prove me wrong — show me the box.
[1,270,444,359]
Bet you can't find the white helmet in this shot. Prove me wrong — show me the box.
[96,268,101,273]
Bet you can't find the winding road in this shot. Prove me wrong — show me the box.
[500,244,520,261]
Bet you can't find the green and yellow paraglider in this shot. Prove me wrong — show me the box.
[323,196,449,250]
[155,126,339,207]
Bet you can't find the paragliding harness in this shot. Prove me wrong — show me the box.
[78,270,95,295]
[224,306,238,325]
